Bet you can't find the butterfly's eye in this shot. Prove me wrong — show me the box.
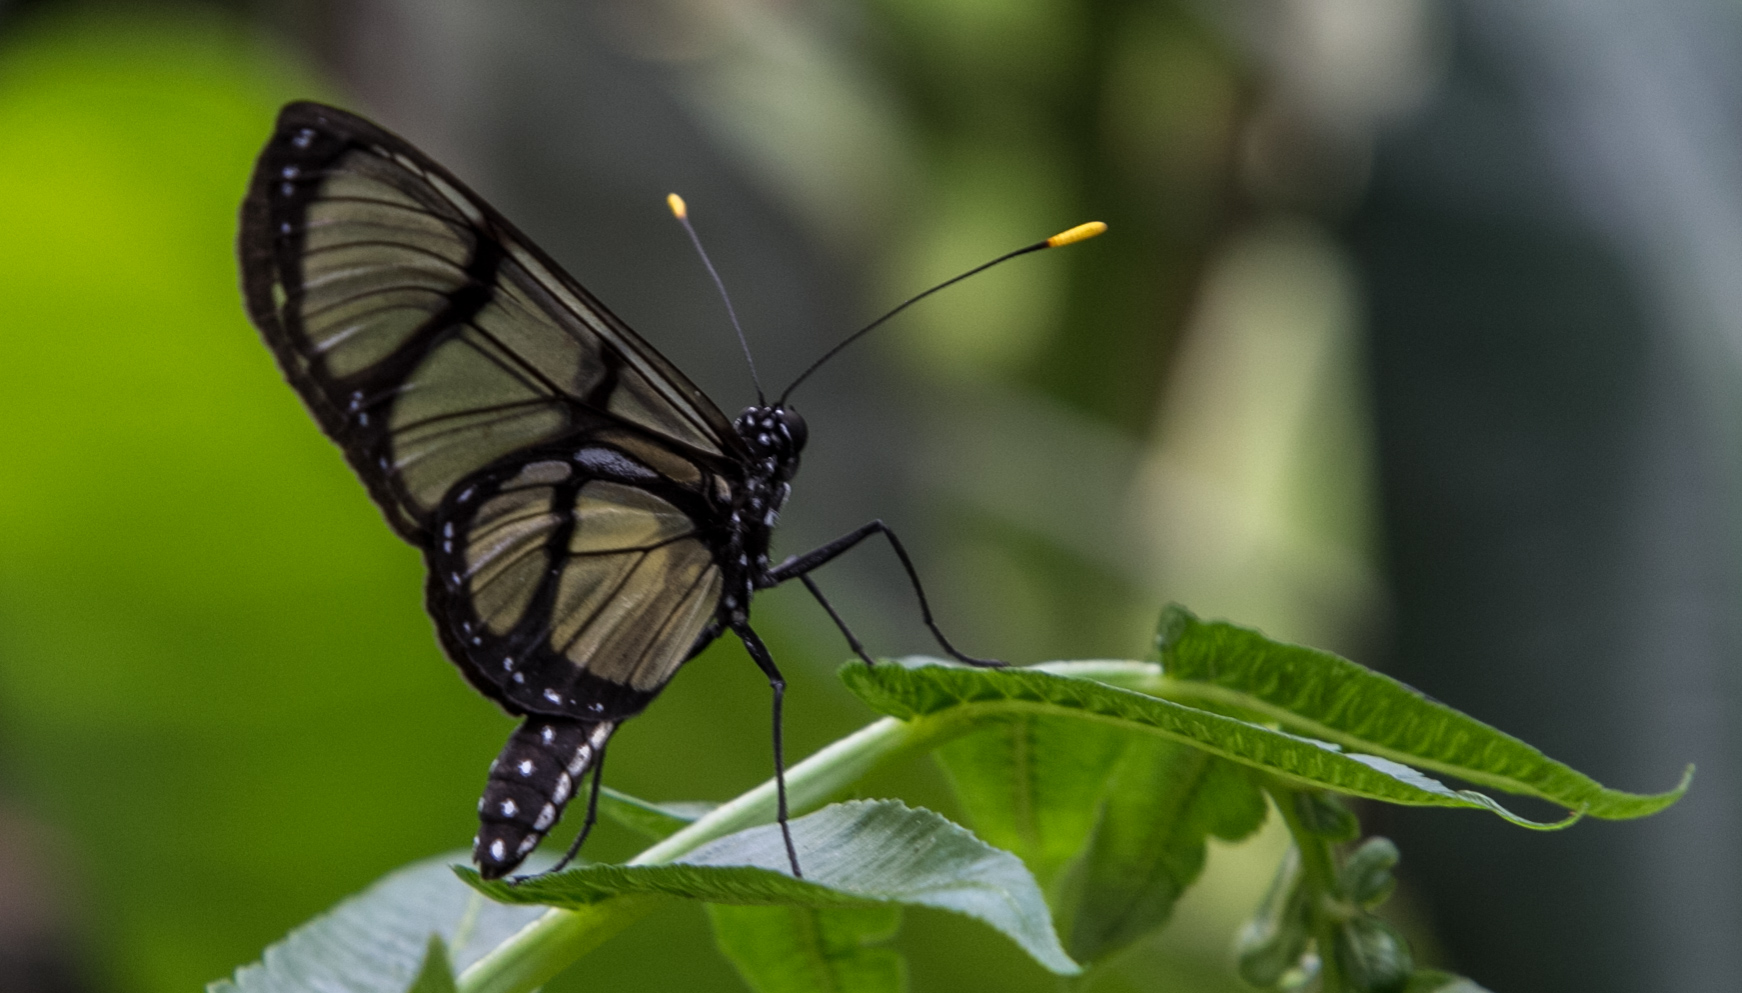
[777,408,808,453]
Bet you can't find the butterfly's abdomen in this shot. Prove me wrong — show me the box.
[474,717,615,879]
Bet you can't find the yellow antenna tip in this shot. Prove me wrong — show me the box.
[667,193,688,220]
[1046,221,1107,248]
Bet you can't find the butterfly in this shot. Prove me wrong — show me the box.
[239,100,1104,879]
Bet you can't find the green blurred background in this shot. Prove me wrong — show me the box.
[0,1,1739,992]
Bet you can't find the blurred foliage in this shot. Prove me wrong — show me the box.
[873,0,1243,428]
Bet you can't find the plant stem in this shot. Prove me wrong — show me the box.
[452,896,663,993]
[631,716,921,864]
[1268,782,1346,993]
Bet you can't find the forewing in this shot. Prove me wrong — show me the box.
[426,445,726,719]
[239,101,743,541]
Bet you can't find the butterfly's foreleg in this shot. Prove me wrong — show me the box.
[767,520,1003,668]
[732,623,803,878]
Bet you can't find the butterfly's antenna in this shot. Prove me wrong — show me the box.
[668,194,766,404]
[779,221,1108,404]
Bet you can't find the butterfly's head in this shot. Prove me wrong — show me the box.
[735,404,807,477]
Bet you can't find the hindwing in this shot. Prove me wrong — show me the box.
[427,440,726,718]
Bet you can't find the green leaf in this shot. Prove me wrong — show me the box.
[1342,837,1400,909]
[597,785,716,840]
[1154,605,1691,818]
[932,714,1129,883]
[463,799,1079,975]
[1054,739,1266,964]
[1334,915,1413,993]
[1404,970,1493,992]
[1292,790,1360,841]
[841,660,1578,827]
[208,855,546,993]
[406,937,458,993]
[1235,847,1312,989]
[708,904,906,993]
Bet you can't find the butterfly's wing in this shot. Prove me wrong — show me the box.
[240,101,740,719]
[425,439,729,718]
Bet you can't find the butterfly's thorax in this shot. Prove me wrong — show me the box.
[721,406,807,623]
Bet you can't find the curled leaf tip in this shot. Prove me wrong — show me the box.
[1151,603,1195,659]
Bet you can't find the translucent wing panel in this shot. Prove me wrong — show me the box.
[300,195,464,253]
[386,309,576,514]
[289,153,477,381]
[557,540,721,686]
[552,538,721,692]
[570,482,697,554]
[471,540,548,635]
[465,485,562,634]
[302,287,448,379]
[500,245,730,457]
[540,482,715,691]
[320,159,469,221]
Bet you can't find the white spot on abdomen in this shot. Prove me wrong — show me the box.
[567,745,592,775]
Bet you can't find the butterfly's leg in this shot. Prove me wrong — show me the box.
[544,745,608,876]
[732,623,804,877]
[798,574,878,667]
[767,520,1003,668]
